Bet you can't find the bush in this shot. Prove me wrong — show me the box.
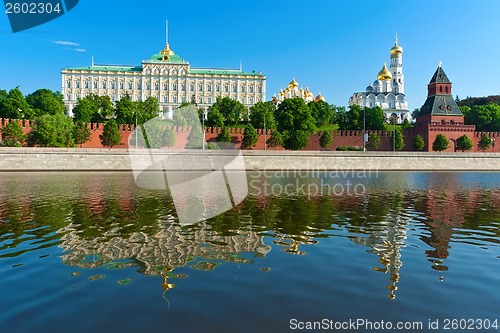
[1,121,26,147]
[432,134,449,151]
[336,145,363,151]
[319,131,333,149]
[412,134,425,151]
[456,134,473,151]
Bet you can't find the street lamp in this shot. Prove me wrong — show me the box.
[393,116,396,152]
[135,111,138,148]
[264,111,266,151]
[362,107,366,151]
[202,109,205,150]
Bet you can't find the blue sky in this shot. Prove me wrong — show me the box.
[1,0,499,110]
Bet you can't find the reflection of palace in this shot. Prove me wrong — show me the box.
[59,221,271,276]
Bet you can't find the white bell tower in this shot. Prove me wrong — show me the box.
[390,34,404,94]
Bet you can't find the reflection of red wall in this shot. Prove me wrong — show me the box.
[1,118,498,152]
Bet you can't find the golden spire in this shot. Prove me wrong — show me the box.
[160,20,175,60]
[377,62,392,81]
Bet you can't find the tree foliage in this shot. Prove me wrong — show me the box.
[266,131,283,149]
[26,89,65,117]
[365,107,386,130]
[242,124,258,149]
[206,105,225,128]
[477,134,492,151]
[28,113,75,147]
[139,118,175,148]
[432,134,449,151]
[366,133,381,151]
[212,97,247,125]
[456,134,473,152]
[249,101,276,129]
[319,131,333,149]
[462,103,500,132]
[412,134,425,151]
[274,98,316,150]
[308,100,332,126]
[0,87,32,119]
[216,127,232,143]
[114,95,136,125]
[99,119,122,148]
[173,104,202,128]
[391,128,405,151]
[73,122,91,147]
[1,121,26,147]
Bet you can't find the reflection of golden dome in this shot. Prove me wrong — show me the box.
[314,93,325,102]
[288,78,299,88]
[377,63,392,81]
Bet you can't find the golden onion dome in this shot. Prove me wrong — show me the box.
[390,39,403,57]
[377,63,392,81]
[288,78,299,88]
[314,93,325,102]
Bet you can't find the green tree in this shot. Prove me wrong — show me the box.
[114,95,136,124]
[366,133,381,151]
[343,104,362,130]
[139,118,175,148]
[136,96,159,124]
[206,105,225,128]
[28,113,75,147]
[411,108,421,120]
[274,98,316,150]
[412,134,425,151]
[249,101,276,129]
[333,106,348,129]
[401,118,411,130]
[266,131,283,149]
[99,119,122,147]
[216,127,232,143]
[212,97,247,125]
[308,100,332,126]
[432,134,449,151]
[242,124,258,149]
[477,134,492,151]
[319,131,332,150]
[391,128,405,151]
[73,95,97,123]
[0,87,32,119]
[185,125,204,149]
[456,134,473,152]
[365,107,386,130]
[173,104,201,127]
[464,103,500,132]
[1,121,26,147]
[73,122,91,148]
[25,89,65,117]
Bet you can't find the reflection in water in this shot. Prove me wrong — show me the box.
[0,172,499,304]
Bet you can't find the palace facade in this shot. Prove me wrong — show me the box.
[348,36,410,123]
[61,31,266,118]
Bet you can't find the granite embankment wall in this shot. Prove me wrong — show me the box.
[2,118,499,153]
[0,148,498,171]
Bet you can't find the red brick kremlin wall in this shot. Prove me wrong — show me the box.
[1,118,498,152]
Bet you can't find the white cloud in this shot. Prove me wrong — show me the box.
[51,40,80,46]
[74,48,87,53]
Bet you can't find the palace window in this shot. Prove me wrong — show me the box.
[190,83,194,92]
[173,95,177,103]
[119,82,124,90]
[76,93,81,99]
[111,82,115,89]
[154,83,159,91]
[164,95,168,103]
[76,81,80,89]
[208,84,212,92]
[182,83,186,91]
[111,95,115,102]
[233,85,237,93]
[216,84,220,92]
[128,82,133,90]
[258,85,262,93]
[163,82,168,90]
[199,96,203,104]
[224,85,229,92]
[241,86,245,93]
[66,80,71,88]
[137,83,142,90]
[249,85,254,93]
[250,97,254,104]
[94,82,98,89]
[146,83,151,91]
[173,82,177,91]
[66,93,71,100]
[102,82,107,89]
[208,96,212,104]
[198,83,203,92]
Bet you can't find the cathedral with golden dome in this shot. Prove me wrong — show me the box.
[348,36,410,123]
[273,78,325,104]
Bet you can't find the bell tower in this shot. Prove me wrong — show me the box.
[389,34,404,94]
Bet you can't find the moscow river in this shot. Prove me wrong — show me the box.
[0,171,499,333]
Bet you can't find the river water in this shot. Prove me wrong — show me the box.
[0,172,498,333]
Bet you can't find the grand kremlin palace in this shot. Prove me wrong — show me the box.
[61,35,266,119]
